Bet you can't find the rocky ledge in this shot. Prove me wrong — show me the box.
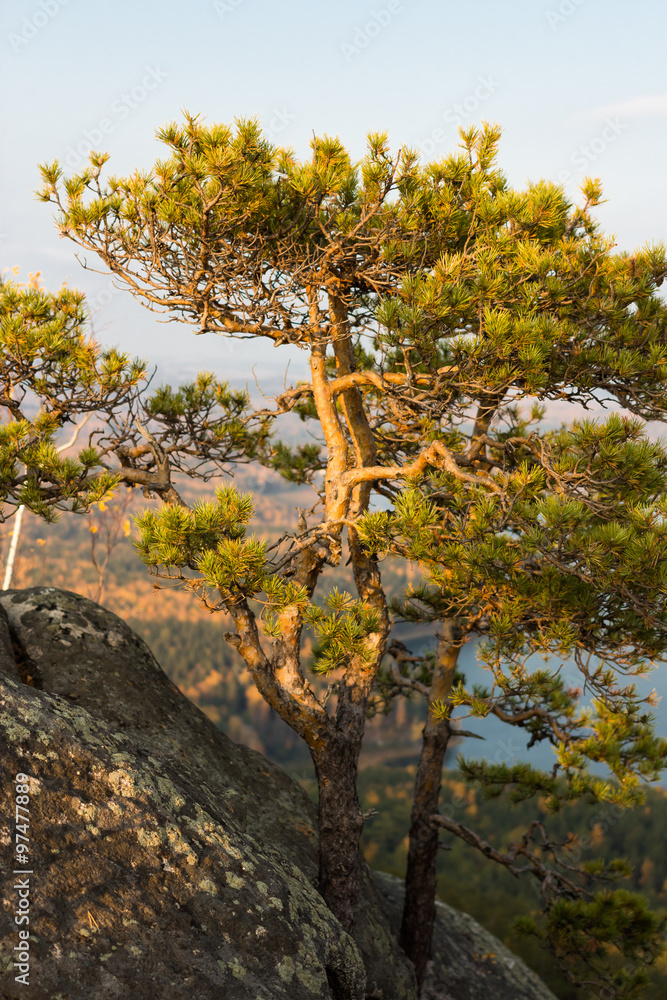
[0,587,557,1000]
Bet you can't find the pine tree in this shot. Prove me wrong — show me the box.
[35,117,667,993]
[0,271,269,522]
[0,272,142,518]
[355,149,667,993]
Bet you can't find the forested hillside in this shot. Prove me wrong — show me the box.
[4,469,667,999]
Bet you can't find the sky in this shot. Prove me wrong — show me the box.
[2,0,667,392]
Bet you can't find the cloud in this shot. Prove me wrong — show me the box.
[583,94,667,121]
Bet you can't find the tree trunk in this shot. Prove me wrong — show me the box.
[307,288,387,932]
[311,679,369,933]
[2,504,24,590]
[400,622,462,988]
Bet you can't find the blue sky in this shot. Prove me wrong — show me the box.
[2,0,667,389]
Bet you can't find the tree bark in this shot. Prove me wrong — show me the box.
[311,678,369,933]
[400,622,462,988]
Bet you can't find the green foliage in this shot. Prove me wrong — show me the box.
[0,273,145,518]
[0,274,275,523]
[143,372,273,474]
[304,589,383,675]
[360,409,667,812]
[269,441,323,484]
[137,487,383,674]
[135,486,267,600]
[517,891,667,1000]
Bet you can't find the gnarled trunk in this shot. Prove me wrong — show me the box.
[400,623,462,988]
[309,288,388,931]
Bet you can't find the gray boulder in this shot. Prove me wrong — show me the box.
[373,873,558,1000]
[0,588,557,1000]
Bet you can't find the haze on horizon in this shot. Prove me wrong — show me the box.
[2,0,666,396]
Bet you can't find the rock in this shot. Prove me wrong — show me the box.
[0,586,322,882]
[0,588,556,1000]
[0,588,412,1000]
[0,605,19,683]
[372,872,557,1000]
